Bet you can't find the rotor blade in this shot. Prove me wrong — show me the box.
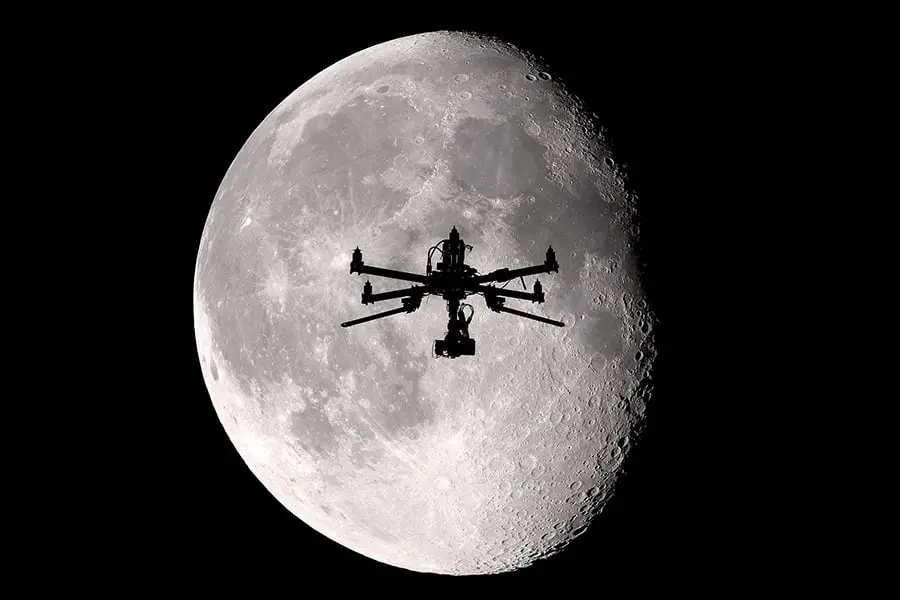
[493,305,565,327]
[340,305,411,328]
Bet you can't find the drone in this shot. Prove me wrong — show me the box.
[340,226,565,358]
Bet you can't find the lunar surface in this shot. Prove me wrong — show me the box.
[193,31,655,575]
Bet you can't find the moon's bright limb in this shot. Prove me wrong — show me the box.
[193,31,655,575]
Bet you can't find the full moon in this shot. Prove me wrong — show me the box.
[193,31,655,575]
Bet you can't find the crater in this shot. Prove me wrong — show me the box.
[524,122,541,136]
[376,85,390,93]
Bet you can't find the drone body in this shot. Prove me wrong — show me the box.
[341,226,564,358]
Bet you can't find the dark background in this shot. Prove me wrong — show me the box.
[94,11,764,592]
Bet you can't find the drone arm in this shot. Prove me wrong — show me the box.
[483,291,564,327]
[340,305,413,328]
[472,246,559,285]
[490,304,565,327]
[472,266,537,284]
[473,263,557,285]
[353,264,430,284]
[468,284,544,303]
[363,285,432,305]
[341,295,422,328]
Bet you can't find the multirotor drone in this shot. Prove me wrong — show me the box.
[340,226,565,358]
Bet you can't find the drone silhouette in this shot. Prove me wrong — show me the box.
[340,226,565,358]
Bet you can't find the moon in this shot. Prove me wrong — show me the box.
[193,31,655,575]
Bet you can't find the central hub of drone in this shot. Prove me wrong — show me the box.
[341,226,564,358]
